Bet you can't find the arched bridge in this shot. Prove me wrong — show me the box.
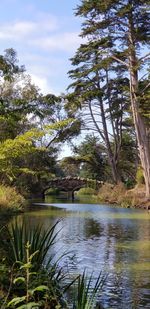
[44,177,103,200]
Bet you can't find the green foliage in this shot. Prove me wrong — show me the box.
[66,1,133,183]
[60,135,110,180]
[73,271,105,309]
[76,187,96,196]
[45,188,60,195]
[73,135,109,181]
[0,120,75,185]
[66,0,150,189]
[136,167,145,185]
[0,48,81,196]
[5,220,60,270]
[0,185,24,213]
[114,132,138,184]
[6,242,50,309]
[1,221,68,308]
[0,221,106,309]
[0,48,24,81]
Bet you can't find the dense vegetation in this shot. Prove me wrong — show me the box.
[0,49,80,202]
[65,0,150,198]
[0,1,149,211]
[0,1,149,308]
[0,220,104,308]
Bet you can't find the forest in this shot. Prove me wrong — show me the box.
[0,1,150,308]
[0,0,149,211]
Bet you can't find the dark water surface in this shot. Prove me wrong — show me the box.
[17,197,150,309]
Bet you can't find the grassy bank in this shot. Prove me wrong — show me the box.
[97,183,150,209]
[0,185,25,214]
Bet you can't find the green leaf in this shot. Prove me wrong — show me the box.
[17,302,41,309]
[29,272,37,277]
[29,250,39,261]
[32,285,49,293]
[20,262,32,269]
[7,296,26,307]
[13,277,25,284]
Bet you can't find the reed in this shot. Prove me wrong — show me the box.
[73,271,105,309]
[5,220,60,271]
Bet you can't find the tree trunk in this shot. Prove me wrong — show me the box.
[88,99,120,184]
[130,89,150,198]
[99,97,120,184]
[107,152,120,184]
[128,7,150,198]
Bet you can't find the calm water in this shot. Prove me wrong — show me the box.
[17,197,150,309]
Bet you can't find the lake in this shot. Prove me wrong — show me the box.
[16,197,150,309]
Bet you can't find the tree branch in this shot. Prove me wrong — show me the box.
[140,82,150,95]
[139,52,150,62]
[111,55,129,68]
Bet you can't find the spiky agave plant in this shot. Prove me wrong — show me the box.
[73,270,105,309]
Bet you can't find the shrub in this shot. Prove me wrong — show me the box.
[136,167,145,185]
[97,182,131,206]
[97,182,148,208]
[0,185,25,213]
[76,187,96,196]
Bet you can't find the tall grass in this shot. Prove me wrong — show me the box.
[97,182,148,208]
[5,220,60,271]
[1,221,106,308]
[73,271,105,309]
[0,185,24,213]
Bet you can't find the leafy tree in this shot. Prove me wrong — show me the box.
[73,0,150,196]
[58,157,81,177]
[66,18,130,184]
[60,135,109,180]
[0,49,79,196]
[72,135,109,180]
[115,132,138,185]
[0,119,76,195]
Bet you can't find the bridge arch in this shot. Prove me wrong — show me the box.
[43,177,103,201]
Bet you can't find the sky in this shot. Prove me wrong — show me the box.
[0,0,82,95]
[0,0,84,157]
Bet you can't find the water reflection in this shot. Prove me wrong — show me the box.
[15,198,150,309]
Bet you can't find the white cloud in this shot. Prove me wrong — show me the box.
[0,16,59,40]
[0,11,83,94]
[31,31,82,52]
[30,73,54,95]
[0,21,35,39]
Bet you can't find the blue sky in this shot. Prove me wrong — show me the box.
[0,0,82,94]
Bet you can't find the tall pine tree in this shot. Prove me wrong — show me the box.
[69,0,150,197]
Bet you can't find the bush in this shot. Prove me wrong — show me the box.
[97,182,131,206]
[76,187,96,196]
[97,182,149,208]
[0,185,25,213]
[45,187,60,195]
[136,167,145,185]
